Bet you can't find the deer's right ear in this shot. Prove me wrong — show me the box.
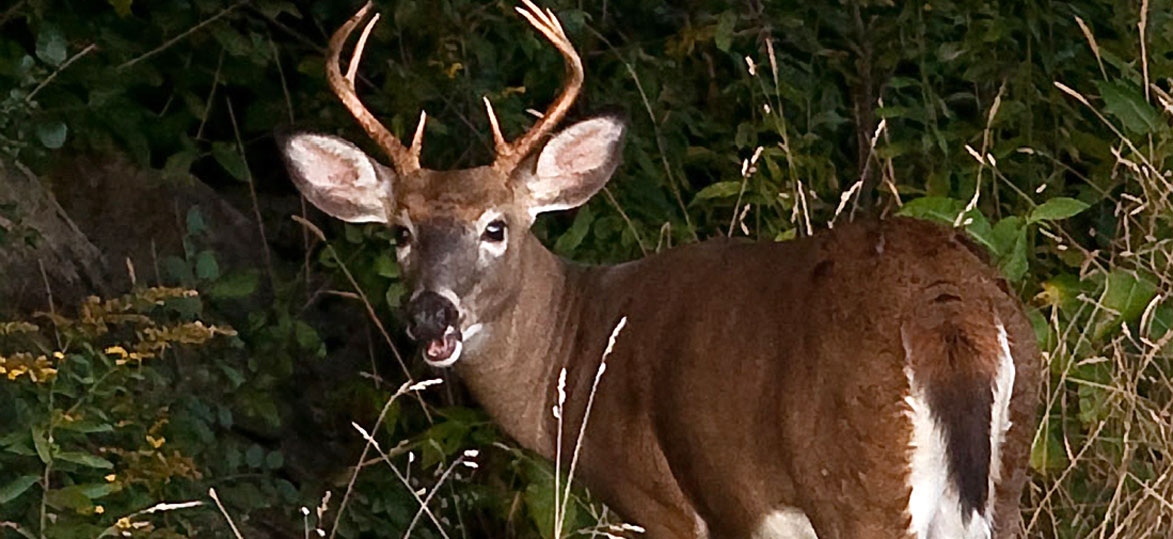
[280,133,395,223]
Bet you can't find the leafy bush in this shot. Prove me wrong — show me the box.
[0,288,234,537]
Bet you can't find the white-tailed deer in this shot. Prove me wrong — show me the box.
[280,2,1040,537]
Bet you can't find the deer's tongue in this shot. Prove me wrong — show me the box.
[423,328,461,365]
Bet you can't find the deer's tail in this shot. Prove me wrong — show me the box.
[902,290,1017,538]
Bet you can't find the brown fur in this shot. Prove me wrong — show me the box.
[449,217,1040,538]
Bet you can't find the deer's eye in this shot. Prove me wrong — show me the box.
[482,220,506,242]
[392,225,412,246]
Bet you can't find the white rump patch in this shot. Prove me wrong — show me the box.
[903,319,1017,539]
[987,323,1017,519]
[752,508,818,539]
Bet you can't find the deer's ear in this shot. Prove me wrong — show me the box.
[280,133,395,223]
[522,116,626,216]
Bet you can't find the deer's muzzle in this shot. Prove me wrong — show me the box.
[407,290,462,366]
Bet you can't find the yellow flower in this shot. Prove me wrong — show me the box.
[94,505,105,514]
[104,474,116,482]
[115,517,132,529]
[53,351,65,360]
[104,346,128,358]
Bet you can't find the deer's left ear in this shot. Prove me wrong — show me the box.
[520,116,626,217]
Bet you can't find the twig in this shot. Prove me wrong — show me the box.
[195,49,225,141]
[269,33,295,124]
[291,216,420,407]
[330,379,441,539]
[350,421,450,538]
[208,488,245,539]
[600,186,646,255]
[0,0,27,29]
[25,44,98,104]
[225,98,277,294]
[117,1,246,71]
[584,25,697,242]
[97,501,204,537]
[555,316,627,537]
[402,455,468,539]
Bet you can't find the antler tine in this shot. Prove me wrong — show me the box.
[490,0,584,172]
[327,2,422,174]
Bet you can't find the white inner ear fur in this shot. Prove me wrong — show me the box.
[284,134,391,223]
[528,117,625,218]
[476,209,508,259]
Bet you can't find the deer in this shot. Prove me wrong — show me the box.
[279,2,1040,537]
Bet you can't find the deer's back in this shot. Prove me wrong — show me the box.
[573,217,1038,538]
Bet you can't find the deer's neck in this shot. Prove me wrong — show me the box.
[454,234,588,457]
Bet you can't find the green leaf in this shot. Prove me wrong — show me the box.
[265,450,284,469]
[553,205,594,255]
[31,426,51,464]
[35,26,67,66]
[385,282,406,309]
[997,226,1029,283]
[1030,422,1067,474]
[56,420,114,434]
[1096,80,1160,134]
[75,483,117,499]
[107,0,133,16]
[0,475,40,504]
[714,11,736,52]
[212,142,249,181]
[257,0,300,19]
[45,485,92,512]
[186,206,208,235]
[896,196,963,223]
[164,149,199,180]
[55,451,114,469]
[521,459,581,538]
[245,444,264,469]
[1095,269,1158,339]
[734,121,756,148]
[344,223,364,243]
[208,271,259,298]
[990,216,1023,257]
[373,252,400,278]
[36,121,68,149]
[1029,197,1090,223]
[195,250,220,281]
[693,181,743,201]
[294,321,320,351]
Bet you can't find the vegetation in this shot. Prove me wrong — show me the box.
[1,0,1172,536]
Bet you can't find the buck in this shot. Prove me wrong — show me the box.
[280,2,1040,537]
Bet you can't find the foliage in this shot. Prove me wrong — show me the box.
[0,288,234,538]
[1,0,1173,537]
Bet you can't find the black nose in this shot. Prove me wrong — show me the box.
[407,291,459,341]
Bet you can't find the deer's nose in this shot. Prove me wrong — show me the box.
[407,291,459,342]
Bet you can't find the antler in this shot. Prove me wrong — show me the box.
[485,0,584,172]
[327,2,426,175]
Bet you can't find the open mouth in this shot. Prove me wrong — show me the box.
[422,326,462,368]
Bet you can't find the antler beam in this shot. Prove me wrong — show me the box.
[327,2,426,175]
[486,0,584,172]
